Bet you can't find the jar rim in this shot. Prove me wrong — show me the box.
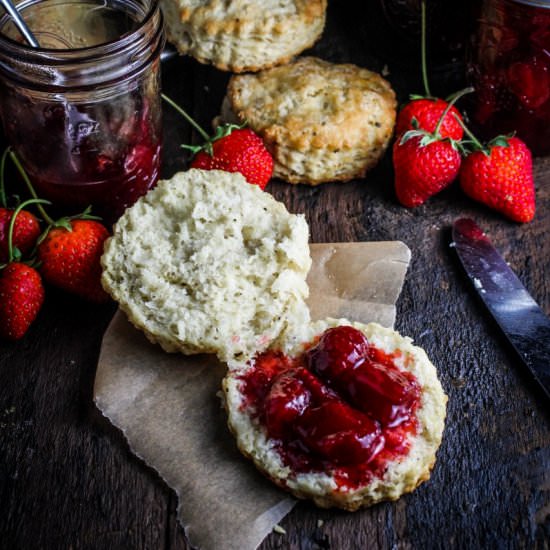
[509,0,550,6]
[0,0,160,59]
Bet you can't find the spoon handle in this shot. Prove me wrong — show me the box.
[0,0,40,47]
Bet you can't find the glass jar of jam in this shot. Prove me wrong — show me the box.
[468,0,550,156]
[0,0,165,224]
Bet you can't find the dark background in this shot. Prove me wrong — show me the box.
[1,1,549,549]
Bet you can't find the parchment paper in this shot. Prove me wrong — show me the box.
[94,241,411,550]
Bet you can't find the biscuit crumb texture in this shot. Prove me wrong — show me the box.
[160,0,327,72]
[223,319,448,510]
[101,169,311,361]
[220,57,397,184]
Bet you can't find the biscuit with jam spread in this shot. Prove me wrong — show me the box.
[223,318,447,510]
[101,169,311,362]
[217,57,397,184]
[160,0,327,72]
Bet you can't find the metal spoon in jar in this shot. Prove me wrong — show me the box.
[0,0,39,47]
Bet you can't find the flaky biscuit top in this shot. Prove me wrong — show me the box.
[179,0,325,36]
[227,57,397,151]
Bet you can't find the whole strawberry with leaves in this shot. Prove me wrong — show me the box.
[37,213,110,303]
[460,135,535,223]
[190,126,273,189]
[0,207,40,263]
[162,94,273,189]
[393,95,464,207]
[0,199,46,340]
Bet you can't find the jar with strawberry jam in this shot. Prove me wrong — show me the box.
[0,0,165,224]
[468,0,550,156]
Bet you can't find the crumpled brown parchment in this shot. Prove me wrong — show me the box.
[94,241,411,550]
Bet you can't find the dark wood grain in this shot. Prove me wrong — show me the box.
[1,2,549,549]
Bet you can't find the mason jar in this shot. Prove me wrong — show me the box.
[468,0,550,156]
[0,0,165,224]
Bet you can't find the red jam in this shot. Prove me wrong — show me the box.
[239,326,421,489]
[5,92,161,225]
[468,0,550,155]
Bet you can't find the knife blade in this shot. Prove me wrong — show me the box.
[452,218,550,400]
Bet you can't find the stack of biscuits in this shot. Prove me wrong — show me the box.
[161,0,397,185]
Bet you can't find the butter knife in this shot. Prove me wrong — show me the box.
[452,218,550,400]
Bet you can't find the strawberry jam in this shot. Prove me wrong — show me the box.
[3,90,161,226]
[239,326,421,489]
[468,0,550,155]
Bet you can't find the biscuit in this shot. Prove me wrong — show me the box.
[101,169,312,361]
[160,0,327,72]
[217,57,397,185]
[223,318,447,510]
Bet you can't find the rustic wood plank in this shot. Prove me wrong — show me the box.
[0,1,549,549]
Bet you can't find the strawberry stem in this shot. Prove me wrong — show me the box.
[162,94,211,143]
[0,147,9,209]
[455,116,487,154]
[420,0,432,98]
[9,151,56,226]
[6,197,50,264]
[433,86,474,138]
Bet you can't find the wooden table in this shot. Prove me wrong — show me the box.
[1,3,549,549]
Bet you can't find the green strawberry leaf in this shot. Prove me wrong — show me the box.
[181,143,210,156]
[73,205,102,221]
[53,217,73,232]
[419,134,438,147]
[399,129,428,145]
[211,122,246,142]
[409,94,428,101]
[487,134,514,149]
[182,122,248,158]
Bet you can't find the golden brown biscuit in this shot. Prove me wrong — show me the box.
[223,318,447,510]
[218,57,397,184]
[160,0,327,72]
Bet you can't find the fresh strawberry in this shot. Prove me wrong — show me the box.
[38,219,110,302]
[0,207,41,263]
[0,197,46,341]
[396,98,464,140]
[393,75,469,208]
[190,127,273,189]
[0,262,44,340]
[460,136,535,223]
[162,94,273,189]
[393,132,461,207]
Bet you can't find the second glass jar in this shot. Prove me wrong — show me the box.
[468,0,550,156]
